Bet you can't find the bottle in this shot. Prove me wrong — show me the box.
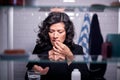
[71,68,81,80]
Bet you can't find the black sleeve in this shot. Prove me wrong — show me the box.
[32,44,44,54]
[71,44,84,55]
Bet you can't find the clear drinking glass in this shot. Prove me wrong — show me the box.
[27,70,40,80]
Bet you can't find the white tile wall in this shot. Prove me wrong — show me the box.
[14,62,27,80]
[13,8,118,50]
[0,8,9,80]
[0,8,8,52]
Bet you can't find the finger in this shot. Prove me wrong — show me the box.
[54,54,59,61]
[41,67,49,75]
[49,54,55,61]
[44,67,49,70]
[54,54,65,61]
[54,52,59,55]
[58,55,65,61]
[49,57,55,61]
[50,54,61,61]
[49,53,58,61]
[48,52,53,60]
[33,65,43,72]
[43,67,49,73]
[53,46,61,53]
[54,42,63,51]
[38,66,43,71]
[48,51,54,55]
[56,41,66,49]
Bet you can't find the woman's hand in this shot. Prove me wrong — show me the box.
[51,41,74,64]
[49,50,65,61]
[32,65,49,75]
[55,41,74,57]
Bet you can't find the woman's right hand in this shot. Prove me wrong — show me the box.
[32,65,49,75]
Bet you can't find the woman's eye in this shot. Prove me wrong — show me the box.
[49,30,54,33]
[59,31,63,33]
[58,30,64,33]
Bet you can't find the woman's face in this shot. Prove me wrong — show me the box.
[48,22,66,46]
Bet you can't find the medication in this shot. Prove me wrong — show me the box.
[71,68,81,80]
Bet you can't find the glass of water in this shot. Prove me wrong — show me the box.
[27,70,40,80]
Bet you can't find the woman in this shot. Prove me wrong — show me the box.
[25,12,89,80]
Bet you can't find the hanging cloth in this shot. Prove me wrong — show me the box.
[89,13,103,56]
[77,13,90,60]
[89,13,107,80]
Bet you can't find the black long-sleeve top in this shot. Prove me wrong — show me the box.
[25,44,89,80]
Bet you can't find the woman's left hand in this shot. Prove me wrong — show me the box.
[49,50,65,61]
[53,41,74,62]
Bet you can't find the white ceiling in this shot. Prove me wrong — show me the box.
[25,0,118,6]
[24,0,119,12]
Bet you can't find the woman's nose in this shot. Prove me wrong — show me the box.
[53,32,58,38]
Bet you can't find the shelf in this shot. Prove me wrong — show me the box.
[0,53,29,61]
[0,53,120,63]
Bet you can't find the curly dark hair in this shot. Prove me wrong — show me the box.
[37,12,75,49]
